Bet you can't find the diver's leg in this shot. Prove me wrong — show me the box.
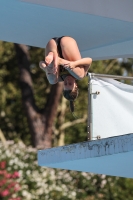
[59,37,92,78]
[60,36,82,61]
[45,39,58,67]
[39,39,60,84]
[40,39,58,73]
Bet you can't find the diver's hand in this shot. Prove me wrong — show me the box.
[63,62,75,70]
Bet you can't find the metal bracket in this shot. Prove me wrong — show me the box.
[91,91,100,95]
[93,135,101,140]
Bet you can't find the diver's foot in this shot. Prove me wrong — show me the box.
[45,52,54,65]
[39,61,47,71]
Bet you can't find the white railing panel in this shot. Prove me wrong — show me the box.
[90,77,133,139]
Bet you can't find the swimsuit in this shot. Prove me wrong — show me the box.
[52,36,70,81]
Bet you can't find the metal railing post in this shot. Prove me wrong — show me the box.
[91,73,133,80]
[88,73,93,140]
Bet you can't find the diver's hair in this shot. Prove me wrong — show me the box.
[63,85,79,114]
[69,101,74,113]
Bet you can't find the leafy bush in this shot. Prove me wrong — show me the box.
[1,141,133,200]
[0,141,96,200]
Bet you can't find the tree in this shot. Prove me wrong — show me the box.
[14,44,63,149]
[0,41,88,148]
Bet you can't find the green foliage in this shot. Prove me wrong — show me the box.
[0,42,23,142]
[29,46,51,108]
[0,142,102,200]
[0,42,49,145]
[1,41,133,146]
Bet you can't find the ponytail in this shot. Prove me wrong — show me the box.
[63,84,79,118]
[69,100,78,119]
[69,100,74,113]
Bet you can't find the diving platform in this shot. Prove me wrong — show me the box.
[38,74,133,178]
[38,133,133,178]
[0,0,133,60]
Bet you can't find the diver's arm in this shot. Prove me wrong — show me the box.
[61,57,92,80]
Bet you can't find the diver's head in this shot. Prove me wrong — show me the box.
[63,75,79,113]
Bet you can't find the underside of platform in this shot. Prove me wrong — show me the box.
[0,0,133,60]
[38,134,133,178]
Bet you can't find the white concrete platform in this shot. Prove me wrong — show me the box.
[0,0,133,60]
[38,133,133,178]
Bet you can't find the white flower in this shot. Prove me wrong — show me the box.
[5,150,11,156]
[18,170,23,175]
[101,180,107,188]
[12,194,17,198]
[26,193,32,200]
[9,159,14,165]
[22,190,29,197]
[26,170,31,175]
[37,188,44,195]
[13,165,18,170]
[101,174,106,179]
[15,149,20,154]
[71,191,76,196]
[21,184,28,189]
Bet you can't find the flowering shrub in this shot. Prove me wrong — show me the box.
[0,141,109,200]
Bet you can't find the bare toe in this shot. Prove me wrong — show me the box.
[39,61,46,70]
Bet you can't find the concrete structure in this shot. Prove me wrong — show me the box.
[37,74,133,177]
[0,0,133,60]
[38,133,133,178]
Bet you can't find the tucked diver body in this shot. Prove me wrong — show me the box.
[39,36,92,112]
